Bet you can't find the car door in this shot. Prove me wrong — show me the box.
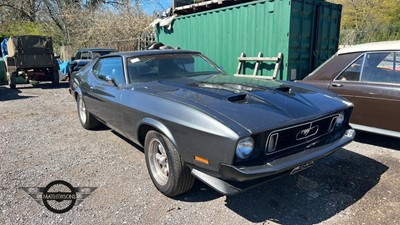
[84,56,126,131]
[328,51,400,133]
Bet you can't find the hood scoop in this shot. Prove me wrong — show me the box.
[276,86,291,93]
[227,93,248,103]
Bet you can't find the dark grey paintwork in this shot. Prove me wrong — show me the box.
[70,50,355,195]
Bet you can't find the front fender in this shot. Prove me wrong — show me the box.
[137,117,177,147]
[70,85,82,101]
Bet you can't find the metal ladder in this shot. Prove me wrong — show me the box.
[234,52,283,79]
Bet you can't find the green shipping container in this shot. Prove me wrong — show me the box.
[157,0,341,80]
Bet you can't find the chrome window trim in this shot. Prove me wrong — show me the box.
[334,51,400,84]
[334,54,365,82]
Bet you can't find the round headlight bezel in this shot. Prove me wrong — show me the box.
[336,111,345,128]
[235,137,255,160]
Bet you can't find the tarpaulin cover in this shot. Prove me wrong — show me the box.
[7,35,53,57]
[1,38,9,57]
[60,59,71,75]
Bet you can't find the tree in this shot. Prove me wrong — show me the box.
[0,0,40,22]
[329,0,400,44]
[0,0,154,51]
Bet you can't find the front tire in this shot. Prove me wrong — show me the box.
[144,131,195,197]
[77,95,100,130]
[7,72,16,89]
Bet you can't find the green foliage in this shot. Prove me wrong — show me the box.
[0,20,66,53]
[0,21,51,37]
[330,0,400,45]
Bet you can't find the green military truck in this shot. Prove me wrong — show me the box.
[5,35,59,88]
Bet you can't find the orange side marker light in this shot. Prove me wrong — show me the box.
[194,155,209,165]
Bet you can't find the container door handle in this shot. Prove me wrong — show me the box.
[331,83,343,87]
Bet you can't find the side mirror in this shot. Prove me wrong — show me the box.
[105,75,117,86]
[71,56,76,61]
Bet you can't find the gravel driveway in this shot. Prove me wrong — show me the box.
[1,83,399,225]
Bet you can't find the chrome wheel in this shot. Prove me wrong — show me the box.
[76,95,100,130]
[148,138,169,186]
[78,96,87,124]
[144,131,195,196]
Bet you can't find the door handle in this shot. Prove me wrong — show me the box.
[331,83,343,87]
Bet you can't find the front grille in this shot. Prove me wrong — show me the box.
[265,114,338,155]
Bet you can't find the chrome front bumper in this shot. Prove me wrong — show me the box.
[191,129,356,195]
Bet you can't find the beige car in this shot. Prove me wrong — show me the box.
[301,40,400,138]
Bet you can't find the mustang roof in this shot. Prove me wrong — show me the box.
[338,40,400,55]
[108,49,201,58]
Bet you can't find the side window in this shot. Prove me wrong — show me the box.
[361,52,400,84]
[75,52,81,60]
[93,57,125,85]
[92,52,101,59]
[81,51,90,60]
[92,60,101,76]
[336,56,363,81]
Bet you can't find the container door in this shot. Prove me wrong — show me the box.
[312,2,342,71]
[289,0,341,80]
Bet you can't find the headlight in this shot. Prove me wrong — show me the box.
[336,111,345,128]
[236,137,254,159]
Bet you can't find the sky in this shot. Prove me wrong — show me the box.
[140,0,172,15]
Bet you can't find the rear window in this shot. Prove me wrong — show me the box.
[306,53,362,81]
[92,50,116,59]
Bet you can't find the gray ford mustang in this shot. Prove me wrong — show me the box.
[70,50,355,196]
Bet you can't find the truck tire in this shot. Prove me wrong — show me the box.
[144,131,195,196]
[7,72,16,89]
[51,68,59,86]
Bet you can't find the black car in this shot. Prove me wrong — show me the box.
[70,50,355,196]
[69,48,117,85]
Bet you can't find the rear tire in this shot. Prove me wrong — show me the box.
[144,131,195,197]
[7,72,16,89]
[69,72,76,89]
[51,68,59,86]
[77,95,100,130]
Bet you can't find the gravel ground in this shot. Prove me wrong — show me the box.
[1,82,399,225]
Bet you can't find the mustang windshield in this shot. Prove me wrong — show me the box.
[127,53,225,83]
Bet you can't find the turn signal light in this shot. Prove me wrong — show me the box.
[194,155,209,165]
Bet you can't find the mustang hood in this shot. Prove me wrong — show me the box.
[139,75,351,132]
